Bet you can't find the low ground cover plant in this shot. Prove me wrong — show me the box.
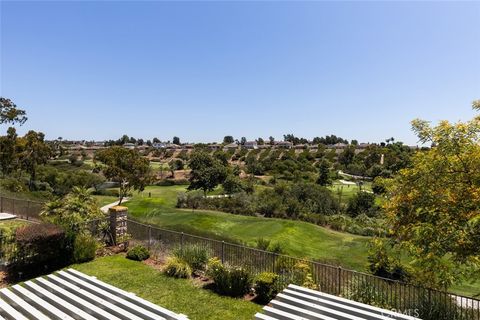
[73,233,98,263]
[206,257,253,297]
[172,244,209,272]
[163,256,192,278]
[254,272,279,304]
[126,245,150,261]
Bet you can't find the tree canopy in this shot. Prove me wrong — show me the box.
[95,146,152,204]
[383,101,480,289]
[188,150,227,195]
[0,97,27,126]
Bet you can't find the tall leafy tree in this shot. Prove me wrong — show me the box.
[269,136,275,145]
[223,136,234,144]
[173,136,181,145]
[18,130,52,189]
[316,159,331,186]
[41,187,103,231]
[188,150,227,195]
[95,146,152,204]
[383,101,480,289]
[0,97,27,125]
[0,127,18,176]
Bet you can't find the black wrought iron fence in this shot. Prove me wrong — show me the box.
[0,196,44,221]
[127,218,480,320]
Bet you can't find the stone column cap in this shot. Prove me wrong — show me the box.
[108,205,128,212]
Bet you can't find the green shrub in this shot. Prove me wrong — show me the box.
[344,279,391,309]
[346,192,379,217]
[254,272,279,304]
[291,261,316,289]
[73,234,98,263]
[206,258,253,297]
[268,242,285,254]
[8,223,71,280]
[172,244,209,271]
[163,257,192,278]
[0,177,26,193]
[410,292,469,320]
[126,245,150,261]
[255,238,271,251]
[368,239,410,281]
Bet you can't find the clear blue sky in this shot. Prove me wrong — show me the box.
[1,1,479,144]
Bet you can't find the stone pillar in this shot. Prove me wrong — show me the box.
[108,205,128,246]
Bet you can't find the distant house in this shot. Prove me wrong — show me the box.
[223,142,239,151]
[152,142,167,149]
[358,143,370,149]
[274,141,293,149]
[331,143,348,149]
[152,143,180,149]
[123,143,136,149]
[294,144,308,150]
[167,143,181,149]
[208,144,221,151]
[242,141,258,150]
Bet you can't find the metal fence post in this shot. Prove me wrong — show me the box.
[221,241,225,264]
[26,200,30,220]
[148,226,152,250]
[12,199,15,216]
[337,267,342,295]
[181,232,184,250]
[0,196,3,213]
[272,253,276,273]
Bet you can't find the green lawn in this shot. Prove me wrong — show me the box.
[93,195,119,207]
[73,256,261,320]
[124,186,371,270]
[120,185,480,297]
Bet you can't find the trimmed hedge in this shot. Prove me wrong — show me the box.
[126,245,150,261]
[8,223,71,280]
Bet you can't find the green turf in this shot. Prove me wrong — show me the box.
[93,195,119,207]
[124,186,371,270]
[122,185,480,297]
[72,255,261,320]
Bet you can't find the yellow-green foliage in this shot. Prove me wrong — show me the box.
[254,272,279,304]
[163,257,192,278]
[384,102,480,289]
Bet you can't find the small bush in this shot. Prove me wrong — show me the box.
[206,258,253,297]
[254,272,279,304]
[255,238,271,251]
[172,244,209,271]
[268,242,285,254]
[344,279,391,309]
[8,223,71,280]
[0,177,26,193]
[73,234,98,263]
[126,245,150,261]
[368,239,410,281]
[163,257,192,278]
[291,261,312,286]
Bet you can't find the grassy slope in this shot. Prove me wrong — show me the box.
[123,186,371,270]
[73,256,261,320]
[116,185,480,297]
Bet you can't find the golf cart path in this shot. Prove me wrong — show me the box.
[100,198,129,213]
